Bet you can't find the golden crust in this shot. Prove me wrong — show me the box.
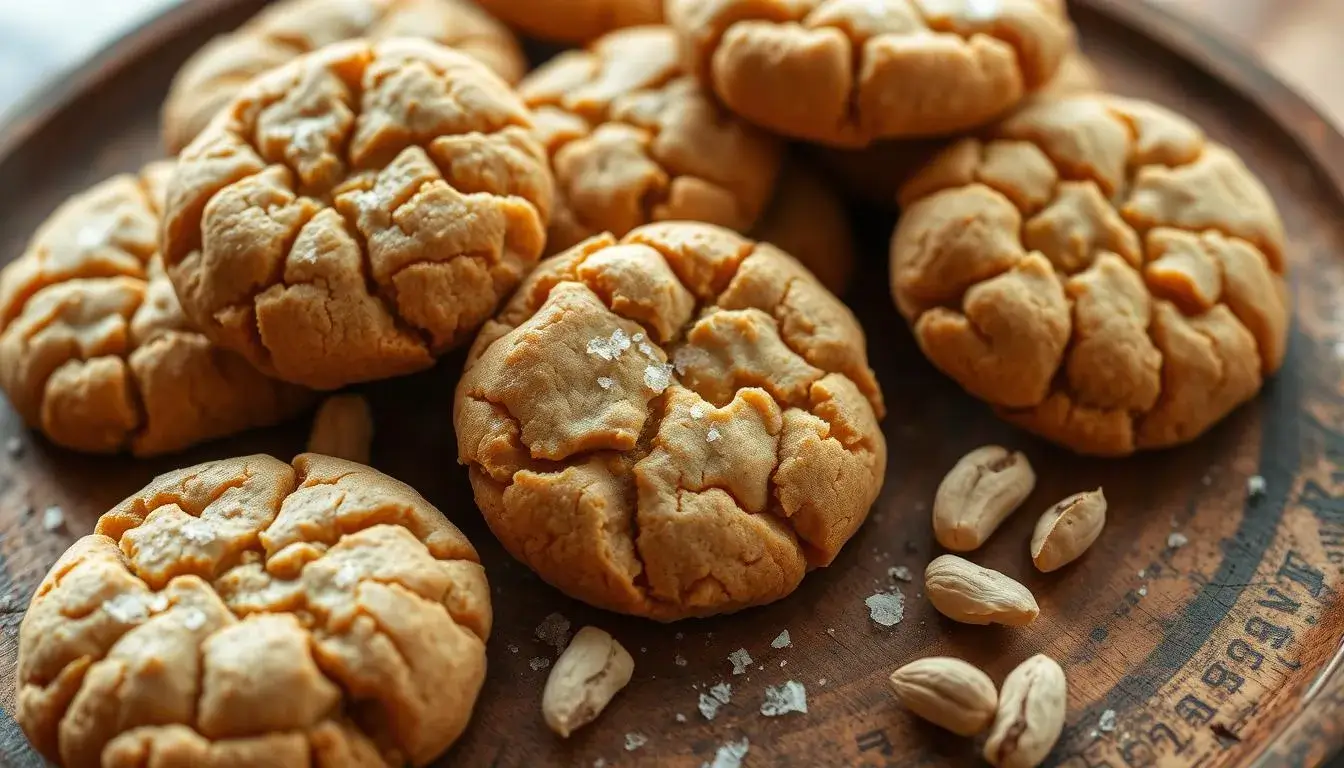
[477,0,664,43]
[17,454,490,768]
[519,26,783,255]
[163,39,553,390]
[455,222,885,621]
[161,0,528,153]
[668,0,1075,147]
[890,95,1290,455]
[0,164,311,456]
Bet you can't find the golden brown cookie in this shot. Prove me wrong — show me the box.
[163,39,553,390]
[0,164,310,456]
[477,0,663,43]
[751,161,855,295]
[455,222,886,620]
[518,26,783,255]
[161,0,527,153]
[814,48,1103,205]
[17,453,490,768]
[891,95,1291,455]
[668,0,1075,147]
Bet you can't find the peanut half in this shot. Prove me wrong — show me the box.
[984,654,1067,768]
[542,626,635,737]
[1031,488,1107,572]
[888,657,998,736]
[307,394,374,464]
[925,555,1039,626]
[933,446,1036,551]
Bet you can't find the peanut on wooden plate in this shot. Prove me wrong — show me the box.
[307,394,374,464]
[887,657,998,736]
[933,446,1036,552]
[924,555,1039,626]
[1031,488,1107,572]
[984,654,1068,768]
[542,626,635,737]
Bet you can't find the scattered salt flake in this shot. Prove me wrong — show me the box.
[780,660,787,667]
[529,657,551,671]
[888,565,913,582]
[728,648,752,675]
[771,630,792,649]
[641,647,648,653]
[702,738,749,768]
[624,732,648,751]
[42,505,65,532]
[632,332,645,342]
[689,404,706,420]
[644,362,675,393]
[5,436,21,456]
[534,612,572,651]
[587,329,631,361]
[761,680,808,716]
[675,713,687,723]
[672,345,701,375]
[333,564,359,589]
[866,591,905,627]
[1137,569,1147,578]
[594,760,606,768]
[1099,709,1118,732]
[826,628,835,635]
[638,342,656,358]
[1167,532,1189,550]
[710,682,732,703]
[181,608,207,631]
[1248,475,1267,497]
[706,427,722,443]
[818,678,827,686]
[698,693,724,720]
[597,376,614,390]
[507,643,519,654]
[675,654,688,667]
[1138,586,1148,597]
[103,594,149,624]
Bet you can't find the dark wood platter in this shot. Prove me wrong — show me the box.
[2,1,1344,766]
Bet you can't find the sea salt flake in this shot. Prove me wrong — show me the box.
[597,376,614,390]
[529,657,551,671]
[780,660,787,667]
[1137,569,1147,578]
[728,648,752,675]
[1247,475,1267,497]
[103,594,149,624]
[689,404,706,420]
[706,428,722,443]
[1138,586,1148,597]
[675,654,688,667]
[761,680,808,716]
[181,608,207,631]
[675,713,687,723]
[638,342,656,358]
[507,643,519,654]
[888,565,913,582]
[535,612,572,651]
[1167,532,1189,549]
[672,345,701,375]
[644,363,674,393]
[866,591,905,627]
[818,678,827,686]
[702,738,749,768]
[699,682,732,720]
[624,732,648,751]
[632,332,645,342]
[333,564,359,589]
[710,682,732,703]
[1099,709,1118,732]
[42,505,64,531]
[771,630,791,649]
[587,329,631,361]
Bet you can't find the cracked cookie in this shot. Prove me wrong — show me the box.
[667,0,1076,147]
[477,0,663,43]
[162,0,527,153]
[0,163,311,456]
[890,95,1291,455]
[163,39,553,390]
[518,25,782,256]
[455,222,886,620]
[17,453,490,768]
[752,161,855,295]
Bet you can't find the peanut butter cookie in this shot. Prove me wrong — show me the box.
[163,39,553,390]
[668,0,1075,147]
[477,0,663,43]
[891,95,1291,455]
[0,163,310,456]
[17,453,490,768]
[162,0,527,152]
[518,26,782,255]
[752,161,855,295]
[455,222,886,620]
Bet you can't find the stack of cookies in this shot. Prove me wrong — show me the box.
[1,1,1291,766]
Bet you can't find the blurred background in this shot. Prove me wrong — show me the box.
[0,0,1341,127]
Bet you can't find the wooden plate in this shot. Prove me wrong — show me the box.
[2,1,1343,766]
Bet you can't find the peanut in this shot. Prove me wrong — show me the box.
[542,626,634,737]
[984,654,1067,768]
[933,446,1036,551]
[924,555,1039,626]
[888,657,998,736]
[1031,488,1107,572]
[307,394,374,464]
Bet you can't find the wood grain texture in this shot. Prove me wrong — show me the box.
[0,1,1342,767]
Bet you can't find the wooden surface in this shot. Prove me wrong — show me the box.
[1,1,1344,767]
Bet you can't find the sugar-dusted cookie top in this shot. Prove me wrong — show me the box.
[477,0,664,43]
[456,222,886,621]
[17,454,490,768]
[162,0,527,152]
[0,163,311,456]
[519,26,782,255]
[891,95,1290,455]
[668,0,1075,147]
[163,39,553,390]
